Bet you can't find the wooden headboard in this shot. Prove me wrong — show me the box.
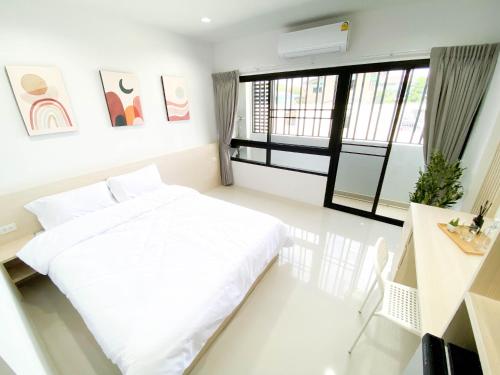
[0,143,220,245]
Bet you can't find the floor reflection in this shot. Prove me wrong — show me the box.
[198,186,417,375]
[280,225,398,299]
[318,233,364,298]
[279,245,313,283]
[288,225,320,245]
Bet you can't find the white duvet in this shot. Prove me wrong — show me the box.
[18,185,291,374]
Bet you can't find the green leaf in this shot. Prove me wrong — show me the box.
[409,152,465,208]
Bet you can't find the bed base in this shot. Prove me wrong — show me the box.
[184,255,278,374]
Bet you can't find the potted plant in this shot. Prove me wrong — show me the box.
[447,218,460,233]
[410,152,465,208]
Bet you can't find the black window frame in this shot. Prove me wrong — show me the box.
[232,59,432,227]
[231,59,430,177]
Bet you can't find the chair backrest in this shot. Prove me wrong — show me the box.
[374,237,389,289]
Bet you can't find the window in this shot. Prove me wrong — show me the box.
[393,68,429,144]
[252,81,269,134]
[270,150,330,174]
[270,76,338,138]
[231,146,266,164]
[249,67,429,145]
[343,67,429,144]
[232,59,430,176]
[343,70,405,143]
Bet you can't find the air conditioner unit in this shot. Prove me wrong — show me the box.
[278,22,349,58]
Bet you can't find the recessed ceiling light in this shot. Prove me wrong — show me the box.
[201,17,211,23]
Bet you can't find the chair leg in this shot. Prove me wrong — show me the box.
[348,298,381,354]
[358,279,376,314]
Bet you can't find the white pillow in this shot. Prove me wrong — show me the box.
[107,164,163,202]
[25,181,116,230]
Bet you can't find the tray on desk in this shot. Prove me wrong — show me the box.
[437,223,486,256]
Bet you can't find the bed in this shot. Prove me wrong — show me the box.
[18,184,291,374]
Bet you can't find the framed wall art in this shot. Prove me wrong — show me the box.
[6,65,77,136]
[100,70,144,126]
[161,75,190,121]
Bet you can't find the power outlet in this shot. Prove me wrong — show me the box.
[0,223,17,235]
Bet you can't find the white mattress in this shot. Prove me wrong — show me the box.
[18,185,291,374]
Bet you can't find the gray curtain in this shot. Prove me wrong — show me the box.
[212,70,239,186]
[423,43,499,164]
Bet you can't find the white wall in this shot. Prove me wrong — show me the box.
[217,0,500,208]
[233,161,327,206]
[214,0,500,73]
[0,266,55,375]
[0,1,216,195]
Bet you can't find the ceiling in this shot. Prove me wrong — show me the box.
[42,0,438,42]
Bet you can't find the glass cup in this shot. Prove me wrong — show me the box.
[476,234,491,251]
[462,224,479,242]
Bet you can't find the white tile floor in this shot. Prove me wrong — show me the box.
[20,186,419,375]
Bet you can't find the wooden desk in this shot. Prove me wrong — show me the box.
[396,203,500,374]
[0,235,37,284]
[396,203,486,337]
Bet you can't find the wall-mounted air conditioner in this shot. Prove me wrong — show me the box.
[278,22,349,58]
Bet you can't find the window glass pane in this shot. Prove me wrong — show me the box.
[234,81,270,141]
[271,150,330,174]
[332,152,385,212]
[393,68,429,144]
[232,61,429,184]
[290,77,301,110]
[375,142,425,221]
[343,70,405,143]
[275,79,287,109]
[270,75,338,144]
[343,68,429,145]
[231,146,266,163]
[318,118,331,138]
[305,77,318,109]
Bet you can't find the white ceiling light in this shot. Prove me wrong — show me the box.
[201,17,211,23]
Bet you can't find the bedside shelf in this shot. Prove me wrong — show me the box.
[465,292,500,375]
[5,260,37,284]
[0,235,37,284]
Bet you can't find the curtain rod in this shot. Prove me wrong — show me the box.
[239,48,431,75]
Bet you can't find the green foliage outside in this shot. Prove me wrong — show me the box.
[407,77,426,102]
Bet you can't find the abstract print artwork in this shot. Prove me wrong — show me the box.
[6,66,77,136]
[161,76,190,121]
[100,70,144,126]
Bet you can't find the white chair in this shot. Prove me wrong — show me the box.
[348,237,421,354]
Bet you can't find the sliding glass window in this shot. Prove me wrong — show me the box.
[234,77,333,175]
[270,76,337,144]
[343,70,405,142]
[231,60,430,224]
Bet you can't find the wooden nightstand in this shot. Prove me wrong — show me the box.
[0,235,37,284]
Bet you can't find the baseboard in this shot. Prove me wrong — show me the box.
[334,190,409,209]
